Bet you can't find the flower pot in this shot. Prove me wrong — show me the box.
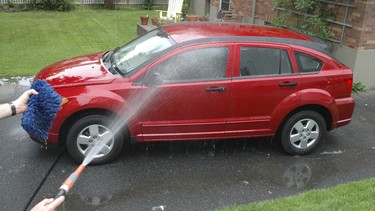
[151,17,158,26]
[199,17,209,21]
[186,14,199,22]
[140,16,149,25]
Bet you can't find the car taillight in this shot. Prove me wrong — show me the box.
[345,78,353,94]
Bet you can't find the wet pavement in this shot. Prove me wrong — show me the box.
[0,82,374,211]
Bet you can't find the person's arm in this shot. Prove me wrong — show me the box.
[0,103,13,119]
[0,89,38,120]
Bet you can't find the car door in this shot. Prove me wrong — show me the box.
[226,43,301,137]
[139,44,234,141]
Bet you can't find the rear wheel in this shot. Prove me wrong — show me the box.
[281,111,326,155]
[66,115,124,165]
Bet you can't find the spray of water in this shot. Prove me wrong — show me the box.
[82,139,110,166]
[79,42,194,165]
[81,85,160,166]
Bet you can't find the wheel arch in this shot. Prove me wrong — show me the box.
[58,108,130,145]
[276,104,332,138]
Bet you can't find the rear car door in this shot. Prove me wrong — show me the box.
[139,43,234,141]
[226,43,301,137]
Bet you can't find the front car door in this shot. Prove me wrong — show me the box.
[226,43,301,137]
[139,43,234,141]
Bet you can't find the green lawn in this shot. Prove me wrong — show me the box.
[0,6,159,77]
[219,177,375,211]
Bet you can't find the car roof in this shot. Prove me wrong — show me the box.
[162,22,314,44]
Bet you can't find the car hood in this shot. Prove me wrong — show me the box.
[35,52,115,87]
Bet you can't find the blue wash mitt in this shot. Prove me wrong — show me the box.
[21,80,62,142]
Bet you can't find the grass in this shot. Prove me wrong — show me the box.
[219,177,375,211]
[0,5,159,77]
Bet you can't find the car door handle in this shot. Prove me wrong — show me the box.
[205,87,226,92]
[279,82,297,87]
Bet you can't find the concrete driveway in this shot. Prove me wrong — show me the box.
[0,82,374,211]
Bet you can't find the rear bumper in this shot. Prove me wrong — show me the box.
[332,97,355,129]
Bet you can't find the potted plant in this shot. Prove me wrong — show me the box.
[185,14,199,22]
[199,14,209,21]
[151,17,158,26]
[157,18,175,27]
[140,15,149,25]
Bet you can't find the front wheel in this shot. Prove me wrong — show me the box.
[66,115,125,165]
[281,111,326,155]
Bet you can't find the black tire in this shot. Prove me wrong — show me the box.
[66,115,125,165]
[281,111,326,155]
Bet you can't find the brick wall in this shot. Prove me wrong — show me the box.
[356,0,375,50]
[331,0,375,50]
[211,0,219,7]
[228,0,252,18]
[227,0,276,22]
[252,0,274,22]
[210,0,275,21]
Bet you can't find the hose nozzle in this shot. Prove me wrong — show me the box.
[54,164,85,199]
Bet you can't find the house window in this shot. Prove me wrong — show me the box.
[221,0,229,11]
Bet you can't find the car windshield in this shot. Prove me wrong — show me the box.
[111,29,175,75]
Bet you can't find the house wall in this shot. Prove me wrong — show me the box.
[332,45,375,89]
[329,0,375,50]
[191,0,206,16]
[328,0,375,89]
[356,0,375,50]
[191,0,210,17]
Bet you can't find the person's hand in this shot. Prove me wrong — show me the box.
[12,89,38,114]
[30,196,65,211]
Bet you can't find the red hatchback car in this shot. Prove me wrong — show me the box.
[33,22,355,164]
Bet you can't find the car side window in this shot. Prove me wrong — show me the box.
[151,47,229,82]
[240,47,292,77]
[295,52,323,73]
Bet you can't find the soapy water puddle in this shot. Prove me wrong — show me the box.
[152,205,166,211]
[320,150,343,155]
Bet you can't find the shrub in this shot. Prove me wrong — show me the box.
[182,0,191,17]
[272,0,335,40]
[104,0,116,10]
[144,0,154,10]
[27,0,75,11]
[352,82,366,93]
[6,0,15,8]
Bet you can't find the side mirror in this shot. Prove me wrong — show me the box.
[144,72,163,87]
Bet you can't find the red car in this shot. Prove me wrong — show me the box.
[33,22,355,164]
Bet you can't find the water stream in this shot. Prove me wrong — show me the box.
[81,85,159,166]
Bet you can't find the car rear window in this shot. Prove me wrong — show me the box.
[295,52,323,73]
[240,47,292,77]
